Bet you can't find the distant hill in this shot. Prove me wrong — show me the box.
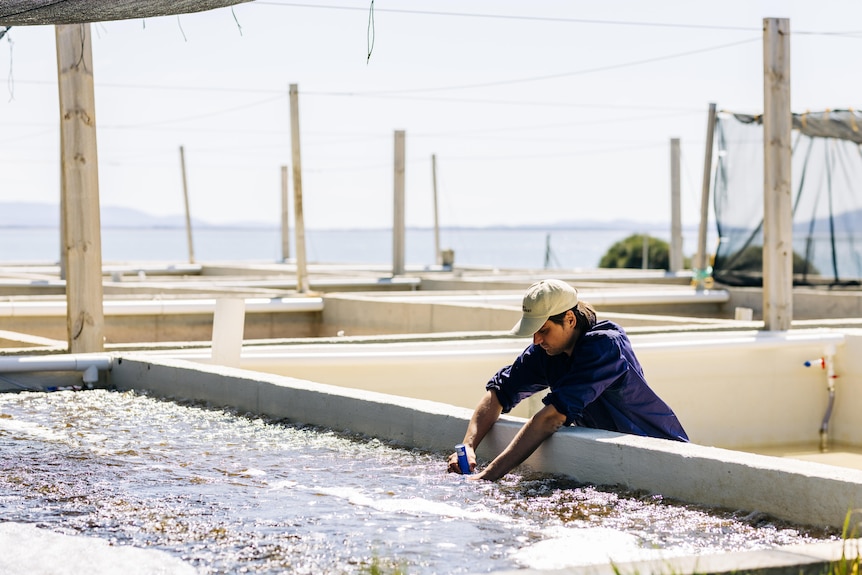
[0,202,60,227]
[478,219,673,232]
[1,201,678,231]
[0,202,231,229]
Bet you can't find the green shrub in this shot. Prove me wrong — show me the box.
[599,234,688,270]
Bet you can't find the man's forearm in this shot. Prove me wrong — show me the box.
[474,404,565,481]
[461,390,503,450]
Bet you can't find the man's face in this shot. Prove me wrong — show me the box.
[532,311,577,356]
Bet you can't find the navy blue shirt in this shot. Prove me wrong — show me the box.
[487,320,688,441]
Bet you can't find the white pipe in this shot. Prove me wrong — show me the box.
[0,297,324,318]
[0,354,113,373]
[141,330,846,365]
[635,330,845,352]
[103,264,202,276]
[820,344,838,452]
[378,289,731,306]
[547,289,728,306]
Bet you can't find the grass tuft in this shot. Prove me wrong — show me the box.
[359,554,409,575]
[833,509,862,575]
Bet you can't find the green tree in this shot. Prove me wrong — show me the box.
[598,233,684,270]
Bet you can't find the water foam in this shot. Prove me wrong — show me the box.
[0,522,197,575]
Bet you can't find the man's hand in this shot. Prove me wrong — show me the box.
[469,403,566,481]
[446,444,476,474]
[446,391,502,475]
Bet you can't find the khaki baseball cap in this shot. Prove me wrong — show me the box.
[511,279,579,336]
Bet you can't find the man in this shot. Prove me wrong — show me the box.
[448,279,688,480]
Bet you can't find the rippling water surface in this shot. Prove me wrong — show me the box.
[0,390,837,574]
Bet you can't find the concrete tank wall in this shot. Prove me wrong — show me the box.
[107,355,862,530]
[152,328,861,450]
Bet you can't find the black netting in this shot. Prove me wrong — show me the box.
[713,110,862,287]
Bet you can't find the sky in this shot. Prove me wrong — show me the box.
[0,0,861,230]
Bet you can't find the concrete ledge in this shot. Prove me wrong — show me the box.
[0,296,323,317]
[321,288,731,335]
[110,355,476,451]
[109,356,862,530]
[728,287,862,321]
[500,538,862,575]
[125,328,860,449]
[531,429,862,530]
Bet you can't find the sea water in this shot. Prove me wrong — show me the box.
[0,226,710,270]
[0,390,836,575]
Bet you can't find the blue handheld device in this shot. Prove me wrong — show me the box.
[455,443,471,474]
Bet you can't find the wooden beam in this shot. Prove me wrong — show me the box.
[695,103,717,287]
[280,165,290,262]
[431,154,441,266]
[55,23,104,353]
[289,84,309,293]
[762,17,793,331]
[179,145,195,264]
[393,130,406,276]
[669,138,683,273]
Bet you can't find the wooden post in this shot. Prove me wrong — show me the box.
[56,23,104,353]
[280,165,290,262]
[431,154,441,266]
[642,233,649,270]
[762,17,793,331]
[393,130,406,276]
[289,84,309,293]
[695,103,717,288]
[59,159,67,280]
[179,145,195,264]
[669,138,683,273]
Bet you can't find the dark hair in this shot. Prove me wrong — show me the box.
[548,301,597,330]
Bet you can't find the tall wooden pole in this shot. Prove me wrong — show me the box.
[179,145,195,264]
[669,138,683,273]
[695,103,717,288]
[641,234,649,270]
[289,84,309,293]
[56,23,104,353]
[59,148,67,280]
[762,17,793,331]
[431,154,441,266]
[280,165,290,262]
[393,130,406,276]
